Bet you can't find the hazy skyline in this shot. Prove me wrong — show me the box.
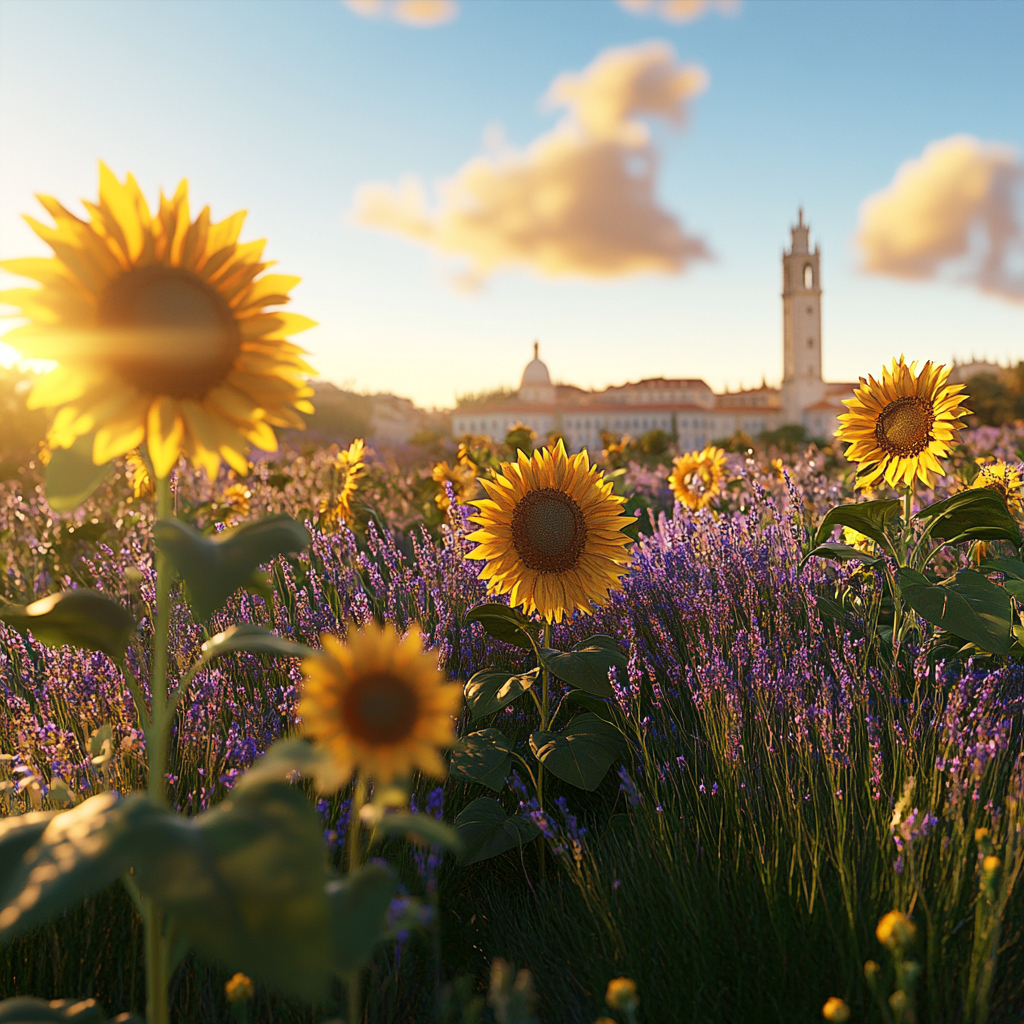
[1,0,1021,409]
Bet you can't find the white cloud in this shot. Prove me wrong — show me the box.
[618,0,740,24]
[352,41,711,285]
[343,0,457,28]
[856,135,1024,303]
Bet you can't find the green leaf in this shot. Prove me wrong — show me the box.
[368,811,463,852]
[233,736,347,797]
[464,667,539,720]
[979,556,1024,581]
[529,714,623,791]
[327,863,396,975]
[133,781,332,1001]
[896,567,1012,656]
[0,811,56,887]
[453,797,540,865]
[0,793,161,942]
[450,729,512,792]
[802,542,884,567]
[562,689,623,727]
[155,514,310,621]
[538,635,627,698]
[44,435,114,513]
[813,498,901,551]
[464,604,538,651]
[0,589,136,660]
[915,489,1022,546]
[196,624,314,673]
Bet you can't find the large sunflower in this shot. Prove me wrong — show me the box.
[0,164,315,478]
[668,445,727,511]
[836,357,969,491]
[465,440,633,623]
[299,622,462,785]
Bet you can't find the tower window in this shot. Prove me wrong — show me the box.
[807,338,814,348]
[804,264,814,289]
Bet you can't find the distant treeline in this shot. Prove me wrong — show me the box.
[964,363,1024,426]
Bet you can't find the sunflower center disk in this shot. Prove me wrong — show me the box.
[875,397,934,457]
[342,672,420,745]
[98,266,241,399]
[511,487,587,573]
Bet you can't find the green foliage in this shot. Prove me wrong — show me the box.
[194,624,314,672]
[453,386,518,410]
[453,799,540,866]
[44,435,115,513]
[914,489,1022,546]
[464,668,539,720]
[897,568,1012,656]
[465,604,539,652]
[0,793,160,943]
[450,730,513,792]
[155,514,310,621]
[327,865,397,975]
[813,497,901,552]
[963,364,1024,426]
[538,636,627,698]
[528,715,622,792]
[0,589,136,660]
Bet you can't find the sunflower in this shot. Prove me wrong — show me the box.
[431,452,478,510]
[0,164,315,479]
[299,622,462,785]
[836,357,969,491]
[668,445,728,511]
[465,440,633,623]
[970,459,1024,512]
[317,438,367,530]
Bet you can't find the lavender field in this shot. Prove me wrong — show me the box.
[1,420,1022,1024]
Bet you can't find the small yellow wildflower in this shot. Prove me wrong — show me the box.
[982,854,1001,875]
[876,910,916,950]
[225,973,254,1003]
[822,996,850,1021]
[605,977,639,1014]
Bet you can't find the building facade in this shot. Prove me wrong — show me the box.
[451,213,855,451]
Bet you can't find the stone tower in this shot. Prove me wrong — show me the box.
[781,209,826,427]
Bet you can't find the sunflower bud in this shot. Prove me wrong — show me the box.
[225,973,254,1003]
[822,996,850,1022]
[876,911,916,951]
[605,977,639,1015]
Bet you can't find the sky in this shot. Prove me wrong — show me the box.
[0,0,1022,410]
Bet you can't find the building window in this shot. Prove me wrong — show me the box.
[807,337,814,348]
[804,264,814,289]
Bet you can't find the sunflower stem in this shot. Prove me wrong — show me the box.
[345,776,368,1024]
[144,474,174,1024]
[537,621,552,878]
[348,774,367,875]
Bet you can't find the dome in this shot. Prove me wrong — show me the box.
[520,342,551,388]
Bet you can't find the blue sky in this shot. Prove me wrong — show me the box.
[1,0,1021,409]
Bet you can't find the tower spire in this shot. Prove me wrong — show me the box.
[534,340,539,359]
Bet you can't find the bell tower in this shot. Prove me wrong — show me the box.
[781,209,826,426]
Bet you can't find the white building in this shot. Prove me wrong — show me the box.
[451,212,855,451]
